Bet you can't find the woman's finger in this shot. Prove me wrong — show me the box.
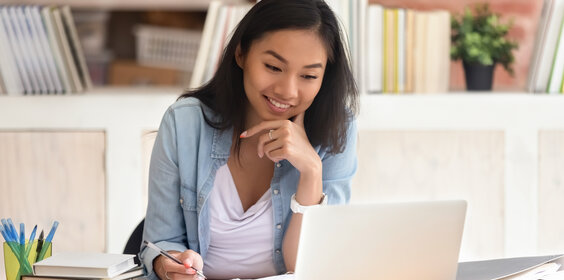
[257,129,278,158]
[263,139,285,161]
[240,120,288,138]
[267,146,288,162]
[164,271,200,280]
[161,255,187,274]
[180,250,204,271]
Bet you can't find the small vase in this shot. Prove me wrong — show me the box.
[463,61,496,91]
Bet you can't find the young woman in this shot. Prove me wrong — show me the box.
[140,0,358,279]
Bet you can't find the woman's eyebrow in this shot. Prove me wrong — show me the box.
[264,50,324,69]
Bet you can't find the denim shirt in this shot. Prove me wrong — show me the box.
[139,97,357,279]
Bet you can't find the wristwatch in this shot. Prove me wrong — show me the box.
[290,193,328,214]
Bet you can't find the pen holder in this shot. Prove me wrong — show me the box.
[3,241,52,280]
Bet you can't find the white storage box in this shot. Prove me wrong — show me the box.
[134,25,202,71]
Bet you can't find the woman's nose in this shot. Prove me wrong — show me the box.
[274,74,299,99]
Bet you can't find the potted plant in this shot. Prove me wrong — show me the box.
[451,3,518,91]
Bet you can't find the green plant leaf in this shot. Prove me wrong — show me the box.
[450,2,518,75]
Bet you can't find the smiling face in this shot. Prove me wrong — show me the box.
[236,29,328,127]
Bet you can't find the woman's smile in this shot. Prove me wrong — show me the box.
[264,95,292,113]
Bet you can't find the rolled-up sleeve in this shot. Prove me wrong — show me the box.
[140,107,189,279]
[322,120,358,204]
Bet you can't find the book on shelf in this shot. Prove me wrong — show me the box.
[0,4,91,96]
[547,9,564,94]
[527,0,564,94]
[366,5,383,93]
[60,5,93,91]
[189,1,252,89]
[41,6,73,93]
[32,252,137,279]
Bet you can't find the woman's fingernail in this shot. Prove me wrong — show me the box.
[186,268,195,274]
[240,131,247,138]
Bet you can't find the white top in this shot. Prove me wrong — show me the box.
[203,164,277,279]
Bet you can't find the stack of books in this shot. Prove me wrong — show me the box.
[365,6,450,94]
[0,5,92,96]
[22,252,144,280]
[302,0,451,94]
[527,0,564,94]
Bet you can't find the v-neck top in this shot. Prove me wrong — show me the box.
[203,164,277,279]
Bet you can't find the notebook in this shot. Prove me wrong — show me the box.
[33,252,137,278]
[294,200,467,280]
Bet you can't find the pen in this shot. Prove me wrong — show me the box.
[19,223,25,256]
[35,230,44,262]
[143,240,207,279]
[25,225,37,258]
[38,221,58,261]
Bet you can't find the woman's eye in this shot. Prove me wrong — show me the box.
[302,75,318,80]
[265,64,281,72]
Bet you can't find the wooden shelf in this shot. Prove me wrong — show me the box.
[0,0,250,10]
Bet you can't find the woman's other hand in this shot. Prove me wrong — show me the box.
[240,112,321,175]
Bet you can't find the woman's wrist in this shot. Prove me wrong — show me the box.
[153,255,165,278]
[300,154,322,177]
[295,161,323,206]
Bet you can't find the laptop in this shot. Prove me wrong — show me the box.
[294,200,467,280]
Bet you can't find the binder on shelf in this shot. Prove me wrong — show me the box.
[0,7,24,95]
[26,6,63,94]
[41,6,73,94]
[2,6,34,94]
[60,5,92,91]
[19,6,55,94]
[10,6,45,94]
[51,6,82,93]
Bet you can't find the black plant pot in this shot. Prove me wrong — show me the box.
[463,61,496,91]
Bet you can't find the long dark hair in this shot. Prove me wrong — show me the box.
[179,0,358,155]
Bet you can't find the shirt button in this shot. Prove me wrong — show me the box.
[276,224,282,229]
[273,189,279,195]
[179,198,184,204]
[276,249,281,254]
[276,163,281,168]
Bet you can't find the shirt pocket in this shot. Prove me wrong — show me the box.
[180,185,199,245]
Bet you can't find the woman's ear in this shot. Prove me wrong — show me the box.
[235,44,244,69]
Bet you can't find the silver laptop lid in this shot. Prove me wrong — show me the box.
[295,200,467,280]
